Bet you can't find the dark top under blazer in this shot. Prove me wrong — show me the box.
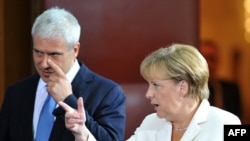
[0,61,126,141]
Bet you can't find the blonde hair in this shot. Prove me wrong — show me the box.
[140,43,209,100]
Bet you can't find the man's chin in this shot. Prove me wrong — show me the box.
[40,76,49,83]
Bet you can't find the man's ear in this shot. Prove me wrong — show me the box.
[73,42,80,57]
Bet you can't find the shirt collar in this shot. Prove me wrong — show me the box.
[66,59,80,83]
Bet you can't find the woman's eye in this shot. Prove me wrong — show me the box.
[153,83,159,88]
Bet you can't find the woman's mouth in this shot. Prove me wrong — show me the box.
[152,104,159,110]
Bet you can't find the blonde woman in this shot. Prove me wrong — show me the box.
[127,43,241,141]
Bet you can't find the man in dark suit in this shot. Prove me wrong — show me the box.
[199,40,242,118]
[0,7,126,141]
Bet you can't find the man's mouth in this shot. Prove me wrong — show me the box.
[41,71,52,77]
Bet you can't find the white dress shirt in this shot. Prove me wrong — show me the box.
[33,59,80,138]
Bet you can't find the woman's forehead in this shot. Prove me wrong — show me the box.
[146,67,168,79]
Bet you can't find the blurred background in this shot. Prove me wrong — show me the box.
[0,0,249,138]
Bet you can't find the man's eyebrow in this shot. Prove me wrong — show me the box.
[33,48,42,52]
[48,52,63,55]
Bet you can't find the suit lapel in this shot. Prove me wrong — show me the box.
[49,63,90,141]
[49,115,74,141]
[181,123,201,141]
[18,74,39,140]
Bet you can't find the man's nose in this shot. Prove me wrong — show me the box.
[40,55,50,68]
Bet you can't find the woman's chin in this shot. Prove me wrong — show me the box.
[156,112,165,119]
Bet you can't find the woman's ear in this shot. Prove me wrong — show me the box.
[179,80,188,97]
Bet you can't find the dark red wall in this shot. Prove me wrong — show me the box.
[43,0,199,83]
[42,0,199,140]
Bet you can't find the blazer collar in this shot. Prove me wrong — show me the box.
[180,99,210,141]
[155,122,172,141]
[147,100,210,141]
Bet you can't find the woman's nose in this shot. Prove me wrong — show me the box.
[145,88,154,99]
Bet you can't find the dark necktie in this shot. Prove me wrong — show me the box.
[36,93,56,141]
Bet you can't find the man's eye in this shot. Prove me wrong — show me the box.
[50,53,60,56]
[34,50,43,55]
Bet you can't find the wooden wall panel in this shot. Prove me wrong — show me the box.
[0,0,4,104]
[0,0,33,106]
[4,0,33,88]
[43,0,199,83]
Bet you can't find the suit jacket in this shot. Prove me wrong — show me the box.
[209,80,242,118]
[0,62,126,141]
[126,100,241,141]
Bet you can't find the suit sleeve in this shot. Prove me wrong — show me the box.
[84,85,126,141]
[0,90,11,141]
[56,84,126,141]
